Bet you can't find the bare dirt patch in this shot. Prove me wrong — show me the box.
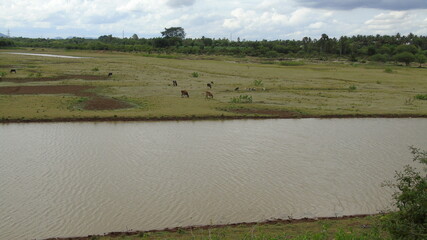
[0,85,132,110]
[0,75,108,83]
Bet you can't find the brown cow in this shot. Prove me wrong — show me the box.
[205,91,213,99]
[173,80,178,86]
[181,90,189,98]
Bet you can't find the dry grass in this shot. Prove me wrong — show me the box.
[1,49,426,121]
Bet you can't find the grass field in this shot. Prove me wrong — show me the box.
[47,215,387,240]
[1,49,426,122]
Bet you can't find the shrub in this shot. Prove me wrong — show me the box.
[415,94,427,100]
[0,72,6,77]
[253,79,263,86]
[381,147,427,240]
[384,67,393,73]
[370,54,388,63]
[348,85,357,91]
[230,95,253,103]
[91,67,99,71]
[191,72,199,78]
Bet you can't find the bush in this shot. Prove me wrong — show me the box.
[91,67,99,71]
[370,54,389,63]
[394,52,415,66]
[348,85,357,91]
[253,79,263,86]
[0,72,6,77]
[384,67,393,73]
[382,147,427,240]
[230,95,253,103]
[191,72,199,78]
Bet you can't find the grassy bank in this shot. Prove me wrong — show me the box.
[46,215,387,240]
[1,49,426,122]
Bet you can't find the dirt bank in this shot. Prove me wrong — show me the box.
[43,214,379,240]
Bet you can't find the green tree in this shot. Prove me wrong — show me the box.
[131,34,139,40]
[394,52,415,66]
[415,53,426,67]
[382,147,427,239]
[161,27,186,39]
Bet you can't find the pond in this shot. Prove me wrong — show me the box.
[1,118,426,239]
[3,52,89,59]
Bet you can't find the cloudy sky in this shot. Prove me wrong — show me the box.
[1,0,427,40]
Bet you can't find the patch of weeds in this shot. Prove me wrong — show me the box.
[91,67,99,71]
[0,72,6,77]
[230,95,253,103]
[384,67,393,73]
[348,85,357,91]
[415,94,427,100]
[27,73,34,77]
[35,72,42,78]
[261,61,275,64]
[253,79,263,86]
[191,72,199,78]
[376,80,382,84]
[279,61,304,66]
[404,97,414,105]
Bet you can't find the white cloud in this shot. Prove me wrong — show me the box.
[0,0,426,39]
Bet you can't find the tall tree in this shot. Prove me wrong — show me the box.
[161,27,186,39]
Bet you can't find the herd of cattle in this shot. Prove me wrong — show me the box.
[6,69,259,99]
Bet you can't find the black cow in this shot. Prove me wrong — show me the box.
[173,80,178,86]
[207,83,212,89]
[10,69,16,73]
[108,72,113,77]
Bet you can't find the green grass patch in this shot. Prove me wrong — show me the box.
[415,94,427,100]
[279,61,305,66]
[230,95,253,103]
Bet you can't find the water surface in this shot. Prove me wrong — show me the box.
[0,118,426,239]
[3,52,89,59]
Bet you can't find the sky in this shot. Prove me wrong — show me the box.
[1,0,427,40]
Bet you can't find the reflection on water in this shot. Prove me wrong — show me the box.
[3,52,89,59]
[0,119,426,240]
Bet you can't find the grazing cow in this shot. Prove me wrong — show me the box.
[108,72,113,77]
[234,87,239,91]
[10,69,16,74]
[210,81,214,84]
[181,90,189,98]
[173,80,178,86]
[207,83,212,89]
[205,91,213,99]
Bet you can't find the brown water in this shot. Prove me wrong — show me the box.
[0,119,426,240]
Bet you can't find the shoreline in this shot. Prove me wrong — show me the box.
[1,113,427,124]
[43,213,380,240]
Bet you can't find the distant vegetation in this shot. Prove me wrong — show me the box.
[2,28,427,66]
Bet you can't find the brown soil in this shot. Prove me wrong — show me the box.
[0,85,132,111]
[0,74,107,83]
[0,85,93,95]
[43,214,378,240]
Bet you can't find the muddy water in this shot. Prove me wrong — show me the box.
[4,52,89,58]
[1,119,426,240]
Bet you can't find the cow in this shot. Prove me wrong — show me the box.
[10,69,16,74]
[181,90,189,98]
[234,87,239,91]
[207,83,212,89]
[108,72,113,77]
[173,80,178,87]
[205,91,213,99]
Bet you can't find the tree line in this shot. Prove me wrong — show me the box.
[2,28,427,65]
